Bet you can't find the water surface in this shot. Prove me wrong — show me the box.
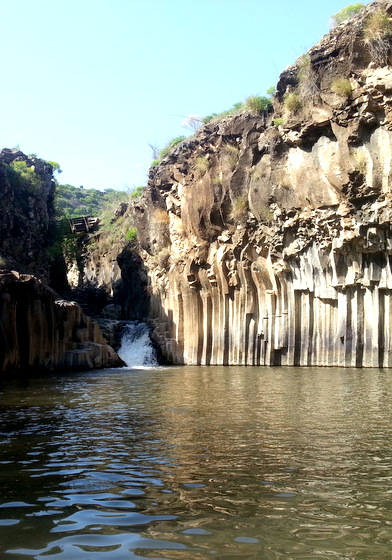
[1,366,392,559]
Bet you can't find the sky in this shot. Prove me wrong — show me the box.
[0,0,371,191]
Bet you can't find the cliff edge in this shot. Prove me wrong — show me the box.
[133,1,392,367]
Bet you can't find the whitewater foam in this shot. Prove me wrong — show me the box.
[117,322,158,367]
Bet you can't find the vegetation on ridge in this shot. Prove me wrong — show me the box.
[151,136,187,167]
[331,4,364,27]
[203,92,273,124]
[8,160,43,193]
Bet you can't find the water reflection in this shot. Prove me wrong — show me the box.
[1,367,392,558]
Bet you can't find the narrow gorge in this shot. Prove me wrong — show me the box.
[3,1,392,373]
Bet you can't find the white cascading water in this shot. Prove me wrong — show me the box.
[118,321,158,367]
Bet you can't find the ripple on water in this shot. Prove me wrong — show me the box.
[2,366,392,559]
[8,533,187,560]
[51,509,177,532]
[41,493,137,509]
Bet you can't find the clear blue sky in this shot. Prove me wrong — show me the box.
[0,0,370,191]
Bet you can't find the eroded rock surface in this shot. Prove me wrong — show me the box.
[133,1,392,367]
[0,270,124,374]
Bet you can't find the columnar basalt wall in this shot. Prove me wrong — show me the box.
[148,230,392,367]
[134,1,392,366]
[0,271,123,374]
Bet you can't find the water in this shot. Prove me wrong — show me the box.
[1,365,392,559]
[117,322,158,367]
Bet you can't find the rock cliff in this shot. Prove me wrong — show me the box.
[0,150,124,375]
[0,149,56,280]
[0,270,123,374]
[133,1,392,367]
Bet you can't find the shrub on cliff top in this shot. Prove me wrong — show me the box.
[244,95,272,115]
[363,10,392,65]
[130,185,145,199]
[150,135,187,167]
[10,160,43,192]
[331,3,364,27]
[159,136,187,159]
[203,89,274,124]
[203,102,245,124]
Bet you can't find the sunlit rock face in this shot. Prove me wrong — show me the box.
[134,1,392,366]
[0,271,123,374]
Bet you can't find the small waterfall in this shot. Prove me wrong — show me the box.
[118,321,158,367]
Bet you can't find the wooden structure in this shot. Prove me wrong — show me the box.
[69,216,99,234]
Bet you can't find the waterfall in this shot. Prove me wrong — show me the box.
[118,321,158,367]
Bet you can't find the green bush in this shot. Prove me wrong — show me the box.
[125,228,137,243]
[159,135,187,159]
[266,86,276,97]
[273,117,284,127]
[47,160,62,175]
[203,102,245,124]
[244,95,272,115]
[11,160,43,192]
[331,3,364,27]
[130,185,145,199]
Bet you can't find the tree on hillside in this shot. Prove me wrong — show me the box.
[182,114,203,132]
[148,143,160,160]
[331,3,364,27]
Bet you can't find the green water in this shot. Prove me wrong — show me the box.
[1,366,392,559]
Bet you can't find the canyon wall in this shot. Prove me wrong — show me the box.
[0,270,123,374]
[0,149,56,280]
[134,1,392,366]
[0,151,123,375]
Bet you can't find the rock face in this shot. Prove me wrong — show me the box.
[0,149,56,280]
[67,234,150,320]
[0,270,124,374]
[0,151,126,375]
[134,1,392,367]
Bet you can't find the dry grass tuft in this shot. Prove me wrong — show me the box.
[230,196,248,223]
[363,10,392,65]
[331,77,352,98]
[223,144,240,171]
[193,155,210,177]
[283,92,302,114]
[152,208,170,224]
[353,150,368,175]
